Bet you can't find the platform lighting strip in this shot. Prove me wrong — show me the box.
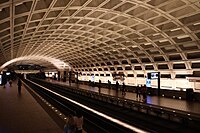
[23,80,68,121]
[27,79,148,133]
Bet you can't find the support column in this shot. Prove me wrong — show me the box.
[158,72,160,96]
[171,72,176,89]
[63,71,66,82]
[58,71,60,81]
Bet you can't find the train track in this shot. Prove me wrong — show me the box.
[23,78,199,133]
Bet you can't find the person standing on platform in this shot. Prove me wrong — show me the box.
[142,85,147,102]
[69,71,72,86]
[76,72,79,88]
[9,78,12,87]
[76,78,79,88]
[122,82,126,96]
[136,85,141,100]
[98,79,101,93]
[116,81,119,92]
[64,114,76,133]
[74,110,83,133]
[17,79,22,94]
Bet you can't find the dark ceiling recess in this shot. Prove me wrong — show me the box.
[16,64,45,70]
[0,0,199,74]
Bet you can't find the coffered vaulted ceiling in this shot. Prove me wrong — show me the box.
[0,0,200,75]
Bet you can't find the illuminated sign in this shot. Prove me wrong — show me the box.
[146,79,151,87]
[151,72,159,79]
[0,74,2,85]
[6,72,10,75]
[91,75,95,82]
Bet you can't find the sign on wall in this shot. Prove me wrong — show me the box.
[0,74,2,85]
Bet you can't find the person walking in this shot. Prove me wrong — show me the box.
[122,82,126,96]
[17,79,22,94]
[9,79,12,87]
[98,79,101,93]
[136,85,141,100]
[64,114,76,133]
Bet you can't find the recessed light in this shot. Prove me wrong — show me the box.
[16,2,23,6]
[144,43,151,45]
[193,22,200,26]
[177,35,189,39]
[159,39,168,43]
[170,28,181,32]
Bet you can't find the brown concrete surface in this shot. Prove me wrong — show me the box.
[0,80,63,133]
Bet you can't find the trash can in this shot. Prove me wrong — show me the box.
[186,89,194,101]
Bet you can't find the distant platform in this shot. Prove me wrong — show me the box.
[48,79,200,115]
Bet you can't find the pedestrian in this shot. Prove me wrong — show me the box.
[74,110,83,133]
[9,79,12,87]
[64,114,76,133]
[122,82,126,95]
[142,85,147,102]
[17,79,22,94]
[136,85,141,99]
[69,72,72,86]
[76,78,79,88]
[98,79,101,93]
[116,81,119,92]
[2,75,7,88]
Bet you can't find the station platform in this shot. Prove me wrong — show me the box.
[48,79,200,115]
[0,80,63,133]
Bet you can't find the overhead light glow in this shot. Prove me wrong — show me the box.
[177,35,189,39]
[159,39,168,43]
[193,22,200,26]
[0,55,70,70]
[16,2,24,6]
[144,43,151,45]
[170,28,181,31]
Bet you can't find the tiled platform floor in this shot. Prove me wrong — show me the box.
[0,80,62,133]
[48,79,200,115]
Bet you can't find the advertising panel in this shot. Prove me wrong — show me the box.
[0,74,2,85]
[146,78,151,87]
[151,72,158,79]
